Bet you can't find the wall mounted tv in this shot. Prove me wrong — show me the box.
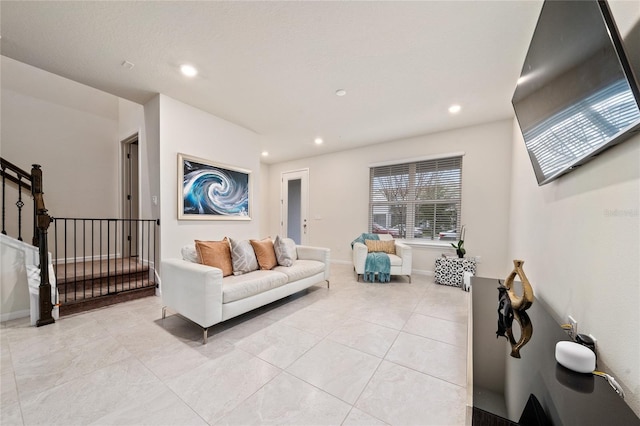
[512,0,640,186]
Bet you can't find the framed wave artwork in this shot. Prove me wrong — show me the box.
[178,153,251,220]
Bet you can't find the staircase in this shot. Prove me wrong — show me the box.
[55,256,156,316]
[1,157,159,323]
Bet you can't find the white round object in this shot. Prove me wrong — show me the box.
[555,341,596,373]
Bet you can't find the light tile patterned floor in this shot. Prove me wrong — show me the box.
[0,264,470,425]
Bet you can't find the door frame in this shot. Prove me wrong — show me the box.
[281,169,309,245]
[120,133,140,257]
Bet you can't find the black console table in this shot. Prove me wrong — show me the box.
[470,276,639,425]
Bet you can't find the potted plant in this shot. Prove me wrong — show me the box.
[451,225,466,258]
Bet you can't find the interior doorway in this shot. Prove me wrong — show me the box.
[281,169,309,245]
[121,134,139,257]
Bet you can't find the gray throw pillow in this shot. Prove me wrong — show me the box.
[274,236,297,267]
[229,238,259,275]
[181,245,199,263]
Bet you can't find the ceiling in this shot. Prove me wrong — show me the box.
[0,1,549,164]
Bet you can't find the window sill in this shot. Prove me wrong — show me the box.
[396,239,457,249]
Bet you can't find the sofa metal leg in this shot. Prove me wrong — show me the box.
[203,328,208,345]
[408,275,412,284]
[326,280,330,289]
[162,306,167,319]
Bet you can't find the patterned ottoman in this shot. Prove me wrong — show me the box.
[434,257,476,287]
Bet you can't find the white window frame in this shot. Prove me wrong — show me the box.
[368,153,463,242]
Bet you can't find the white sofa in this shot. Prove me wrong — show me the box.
[352,234,412,282]
[161,245,330,343]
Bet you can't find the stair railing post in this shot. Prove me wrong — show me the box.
[31,164,55,326]
[33,195,38,247]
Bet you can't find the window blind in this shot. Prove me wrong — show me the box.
[369,156,462,240]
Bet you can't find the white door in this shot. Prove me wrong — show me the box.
[281,169,309,245]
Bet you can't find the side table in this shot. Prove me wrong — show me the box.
[434,257,476,288]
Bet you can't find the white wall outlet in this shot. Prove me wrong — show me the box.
[475,256,482,263]
[152,195,158,205]
[568,315,578,339]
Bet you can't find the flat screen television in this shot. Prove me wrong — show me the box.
[512,0,640,186]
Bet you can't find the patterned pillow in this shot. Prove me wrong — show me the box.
[195,238,233,277]
[229,238,259,275]
[181,245,199,263]
[273,236,297,267]
[365,239,396,254]
[249,238,278,270]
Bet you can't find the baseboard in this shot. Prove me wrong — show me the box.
[412,269,434,276]
[55,255,157,273]
[329,260,433,277]
[55,253,119,264]
[0,309,30,323]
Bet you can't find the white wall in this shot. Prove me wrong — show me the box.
[259,162,271,236]
[1,56,120,224]
[508,121,640,416]
[143,96,162,224]
[1,56,122,318]
[266,119,513,278]
[157,95,261,261]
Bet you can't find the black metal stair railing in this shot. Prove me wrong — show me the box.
[52,218,159,306]
[1,158,34,243]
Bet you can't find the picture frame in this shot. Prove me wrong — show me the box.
[178,153,251,220]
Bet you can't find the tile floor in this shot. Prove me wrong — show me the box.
[1,264,471,425]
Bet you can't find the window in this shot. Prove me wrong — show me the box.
[369,156,462,241]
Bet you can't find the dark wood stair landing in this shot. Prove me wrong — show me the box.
[55,257,156,316]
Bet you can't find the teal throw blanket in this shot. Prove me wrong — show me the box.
[351,232,379,248]
[351,233,391,283]
[364,252,391,283]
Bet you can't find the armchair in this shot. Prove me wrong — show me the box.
[352,234,412,283]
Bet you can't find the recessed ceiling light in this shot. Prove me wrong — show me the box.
[335,89,347,97]
[121,60,135,70]
[448,104,462,114]
[314,138,323,145]
[261,151,269,157]
[180,64,198,77]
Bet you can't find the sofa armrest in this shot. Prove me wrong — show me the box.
[296,245,331,280]
[352,242,368,274]
[161,259,224,328]
[394,241,413,275]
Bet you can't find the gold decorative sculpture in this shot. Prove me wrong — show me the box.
[503,259,534,311]
[496,260,535,358]
[506,310,533,358]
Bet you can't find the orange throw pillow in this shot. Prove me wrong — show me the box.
[195,238,233,277]
[250,238,278,270]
